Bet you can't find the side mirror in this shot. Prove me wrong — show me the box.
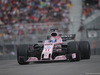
[38,41,43,43]
[62,39,67,41]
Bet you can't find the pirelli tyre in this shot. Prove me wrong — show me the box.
[67,42,81,61]
[79,41,90,59]
[17,45,29,65]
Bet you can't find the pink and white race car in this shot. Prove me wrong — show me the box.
[17,29,90,65]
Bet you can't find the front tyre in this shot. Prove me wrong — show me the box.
[17,45,29,65]
[67,42,81,61]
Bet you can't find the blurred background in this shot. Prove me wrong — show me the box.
[0,0,100,60]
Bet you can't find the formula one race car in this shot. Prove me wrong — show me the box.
[17,29,91,65]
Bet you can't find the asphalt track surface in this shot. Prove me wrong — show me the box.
[0,55,100,75]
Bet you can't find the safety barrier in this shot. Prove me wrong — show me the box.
[0,22,69,44]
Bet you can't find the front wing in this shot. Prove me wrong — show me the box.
[26,53,76,62]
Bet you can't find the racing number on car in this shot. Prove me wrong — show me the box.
[45,49,49,51]
[45,46,51,51]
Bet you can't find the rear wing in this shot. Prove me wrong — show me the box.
[61,34,76,41]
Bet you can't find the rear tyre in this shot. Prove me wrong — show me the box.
[17,45,29,65]
[67,42,81,61]
[79,41,90,59]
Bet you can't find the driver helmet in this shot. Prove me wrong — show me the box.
[51,38,56,43]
